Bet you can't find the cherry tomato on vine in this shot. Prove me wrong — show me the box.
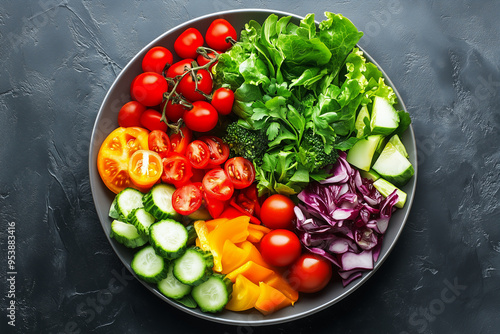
[288,253,333,293]
[178,69,213,101]
[161,152,193,187]
[211,87,234,115]
[165,59,194,79]
[224,157,255,189]
[183,101,219,132]
[127,149,163,189]
[169,125,192,156]
[186,140,211,169]
[117,101,146,127]
[140,109,168,132]
[260,229,302,267]
[196,51,218,71]
[205,19,237,51]
[174,27,204,59]
[260,194,296,230]
[202,168,234,201]
[130,72,168,107]
[161,99,187,123]
[199,136,230,165]
[172,182,203,215]
[142,46,173,74]
[148,130,170,158]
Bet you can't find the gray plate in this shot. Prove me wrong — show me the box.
[89,8,417,326]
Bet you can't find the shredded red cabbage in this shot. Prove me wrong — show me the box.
[295,152,399,286]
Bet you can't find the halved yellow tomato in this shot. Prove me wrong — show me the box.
[97,127,149,194]
[128,150,163,189]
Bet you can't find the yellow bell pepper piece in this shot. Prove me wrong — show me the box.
[193,220,210,252]
[225,261,274,284]
[264,273,298,303]
[224,275,260,312]
[254,282,294,315]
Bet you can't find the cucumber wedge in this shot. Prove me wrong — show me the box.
[372,142,414,186]
[373,178,407,209]
[355,105,370,138]
[370,96,399,136]
[346,135,383,171]
[359,169,381,182]
[388,134,409,158]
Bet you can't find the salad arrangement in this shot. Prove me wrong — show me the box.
[96,12,414,316]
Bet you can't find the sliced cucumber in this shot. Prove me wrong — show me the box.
[373,178,407,209]
[149,219,188,260]
[355,105,370,138]
[173,247,213,286]
[128,207,155,237]
[110,220,149,248]
[346,135,383,171]
[143,184,180,221]
[359,169,381,182]
[191,274,233,313]
[108,197,120,220]
[131,245,168,283]
[157,263,192,299]
[370,96,399,136]
[115,188,144,219]
[372,142,414,186]
[388,134,409,158]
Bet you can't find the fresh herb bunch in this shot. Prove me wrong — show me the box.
[215,12,410,196]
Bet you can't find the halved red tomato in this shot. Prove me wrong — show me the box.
[186,140,210,169]
[148,130,170,158]
[224,157,255,189]
[172,183,203,215]
[161,152,193,188]
[97,127,149,194]
[199,136,230,165]
[128,150,163,189]
[202,168,234,201]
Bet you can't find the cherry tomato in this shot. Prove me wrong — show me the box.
[130,72,168,107]
[148,130,170,158]
[128,149,163,189]
[260,229,302,267]
[169,125,192,156]
[142,46,173,74]
[186,140,210,169]
[140,109,168,132]
[288,253,333,293]
[178,69,213,101]
[199,136,230,165]
[203,192,226,218]
[165,59,194,79]
[161,152,193,187]
[224,157,255,189]
[172,183,203,215]
[260,194,296,230]
[202,168,234,201]
[205,19,237,51]
[211,87,234,115]
[196,51,218,71]
[174,27,204,59]
[117,101,146,127]
[183,101,219,132]
[97,127,150,194]
[190,167,207,183]
[161,99,187,123]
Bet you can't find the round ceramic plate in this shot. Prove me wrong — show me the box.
[89,8,417,326]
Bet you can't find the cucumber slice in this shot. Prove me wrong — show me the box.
[115,188,144,219]
[373,178,407,209]
[355,105,370,138]
[128,208,155,237]
[110,220,148,248]
[149,219,188,260]
[108,197,120,220]
[359,169,381,182]
[372,142,414,186]
[191,274,233,313]
[173,247,213,286]
[143,184,180,221]
[370,96,399,136]
[131,245,168,283]
[346,135,383,171]
[388,134,409,158]
[157,263,192,299]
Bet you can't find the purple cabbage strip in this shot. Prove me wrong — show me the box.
[294,152,399,286]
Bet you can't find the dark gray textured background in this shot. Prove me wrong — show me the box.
[1,0,499,333]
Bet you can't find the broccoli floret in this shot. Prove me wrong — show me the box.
[300,129,338,172]
[223,121,268,162]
